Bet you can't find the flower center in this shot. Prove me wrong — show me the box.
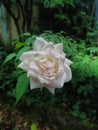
[35,56,58,80]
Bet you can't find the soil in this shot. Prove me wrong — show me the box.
[0,101,98,130]
[0,102,50,130]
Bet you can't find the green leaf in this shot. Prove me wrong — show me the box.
[20,32,31,37]
[31,123,37,130]
[16,46,30,60]
[65,0,74,7]
[90,58,98,77]
[4,53,16,63]
[16,73,29,103]
[80,112,86,119]
[25,37,34,45]
[72,110,80,118]
[15,42,25,49]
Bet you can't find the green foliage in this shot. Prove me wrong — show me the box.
[0,46,16,93]
[15,73,29,103]
[41,0,94,40]
[1,0,98,125]
[15,42,25,49]
[30,123,37,130]
[16,46,30,60]
[80,119,97,128]
[4,53,16,64]
[3,29,98,122]
[43,0,74,8]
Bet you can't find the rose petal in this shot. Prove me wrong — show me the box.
[63,63,72,82]
[47,87,55,94]
[37,75,49,84]
[20,51,48,67]
[48,49,65,62]
[20,51,33,60]
[42,42,54,51]
[65,58,73,65]
[29,61,40,73]
[54,43,63,54]
[34,37,48,51]
[30,78,42,89]
[47,71,65,88]
[27,70,37,79]
[18,62,28,71]
[48,64,72,88]
[20,51,46,61]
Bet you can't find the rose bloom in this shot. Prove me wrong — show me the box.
[18,37,73,94]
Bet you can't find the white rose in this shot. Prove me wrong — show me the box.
[18,37,73,94]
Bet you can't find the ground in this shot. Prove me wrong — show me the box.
[0,101,98,130]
